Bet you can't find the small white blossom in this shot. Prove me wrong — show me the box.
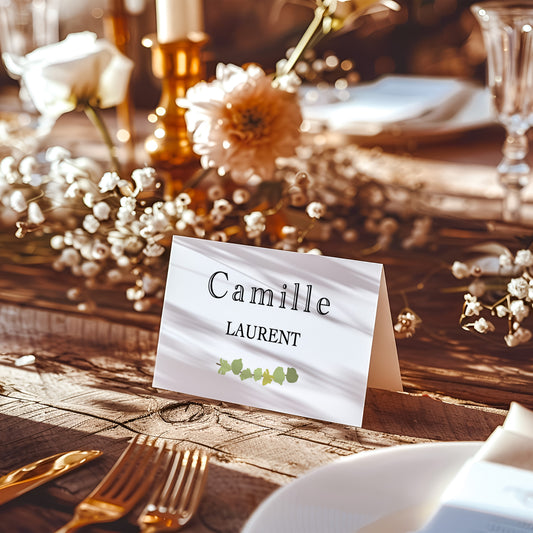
[464,294,483,316]
[27,202,45,225]
[99,171,121,193]
[473,317,495,334]
[451,261,470,280]
[83,193,95,208]
[510,299,530,322]
[505,327,532,347]
[60,247,80,266]
[508,277,529,299]
[244,211,266,238]
[306,201,326,219]
[132,167,156,191]
[515,249,533,268]
[495,305,509,318]
[176,193,191,207]
[10,190,27,212]
[378,217,399,235]
[82,214,100,234]
[233,188,250,204]
[394,310,420,339]
[81,261,100,277]
[45,146,71,162]
[91,241,110,260]
[213,198,232,215]
[93,201,111,221]
[19,156,37,178]
[50,235,64,250]
[499,253,513,269]
[64,182,80,199]
[0,155,17,176]
[143,243,165,257]
[181,209,196,225]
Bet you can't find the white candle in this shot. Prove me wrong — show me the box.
[156,0,204,43]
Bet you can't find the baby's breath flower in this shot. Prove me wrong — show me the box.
[82,214,100,234]
[131,167,156,191]
[60,247,80,266]
[451,261,469,279]
[27,202,45,224]
[176,193,191,206]
[393,309,421,339]
[213,198,232,215]
[464,294,483,316]
[505,327,532,347]
[91,241,110,260]
[244,211,266,239]
[495,304,508,318]
[233,188,250,204]
[10,190,27,212]
[473,317,495,334]
[510,299,529,322]
[143,243,165,257]
[515,249,533,267]
[93,201,111,221]
[99,171,121,193]
[306,201,326,219]
[209,231,229,242]
[207,184,225,201]
[50,235,64,250]
[45,146,71,162]
[499,253,513,269]
[508,277,529,299]
[19,156,37,178]
[81,261,100,277]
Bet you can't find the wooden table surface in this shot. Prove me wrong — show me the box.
[0,109,530,532]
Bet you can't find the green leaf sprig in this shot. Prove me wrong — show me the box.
[217,358,299,386]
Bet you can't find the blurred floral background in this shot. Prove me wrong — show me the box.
[0,0,487,107]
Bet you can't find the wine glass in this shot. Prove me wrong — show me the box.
[471,1,533,223]
[0,0,60,155]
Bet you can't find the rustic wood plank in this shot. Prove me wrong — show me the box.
[0,299,508,532]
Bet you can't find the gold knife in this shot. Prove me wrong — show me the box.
[0,449,102,505]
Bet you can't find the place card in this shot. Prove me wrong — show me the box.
[153,236,402,427]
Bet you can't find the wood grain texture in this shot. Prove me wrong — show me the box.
[0,300,506,532]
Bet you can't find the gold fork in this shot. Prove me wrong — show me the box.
[137,446,209,533]
[55,434,167,533]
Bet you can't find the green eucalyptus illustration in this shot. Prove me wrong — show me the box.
[217,358,299,386]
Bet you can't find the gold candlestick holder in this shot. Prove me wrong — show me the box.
[143,32,209,197]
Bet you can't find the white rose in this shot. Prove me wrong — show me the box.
[21,32,133,118]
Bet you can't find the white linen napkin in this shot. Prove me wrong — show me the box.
[300,76,478,135]
[416,402,533,532]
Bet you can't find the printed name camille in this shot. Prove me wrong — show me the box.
[207,270,333,349]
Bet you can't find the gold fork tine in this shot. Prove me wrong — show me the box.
[170,450,209,516]
[54,434,167,533]
[100,435,162,500]
[138,445,209,532]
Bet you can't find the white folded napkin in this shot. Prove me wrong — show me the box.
[300,75,477,134]
[416,402,533,532]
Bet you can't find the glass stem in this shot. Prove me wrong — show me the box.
[498,130,530,222]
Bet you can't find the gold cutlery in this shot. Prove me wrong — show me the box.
[54,434,166,533]
[137,447,209,533]
[0,449,102,506]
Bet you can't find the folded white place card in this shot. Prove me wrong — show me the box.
[153,236,402,427]
[417,402,533,532]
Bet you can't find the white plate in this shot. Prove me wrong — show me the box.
[242,441,481,533]
[300,76,495,140]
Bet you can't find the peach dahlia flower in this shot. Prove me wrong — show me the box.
[183,63,302,185]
